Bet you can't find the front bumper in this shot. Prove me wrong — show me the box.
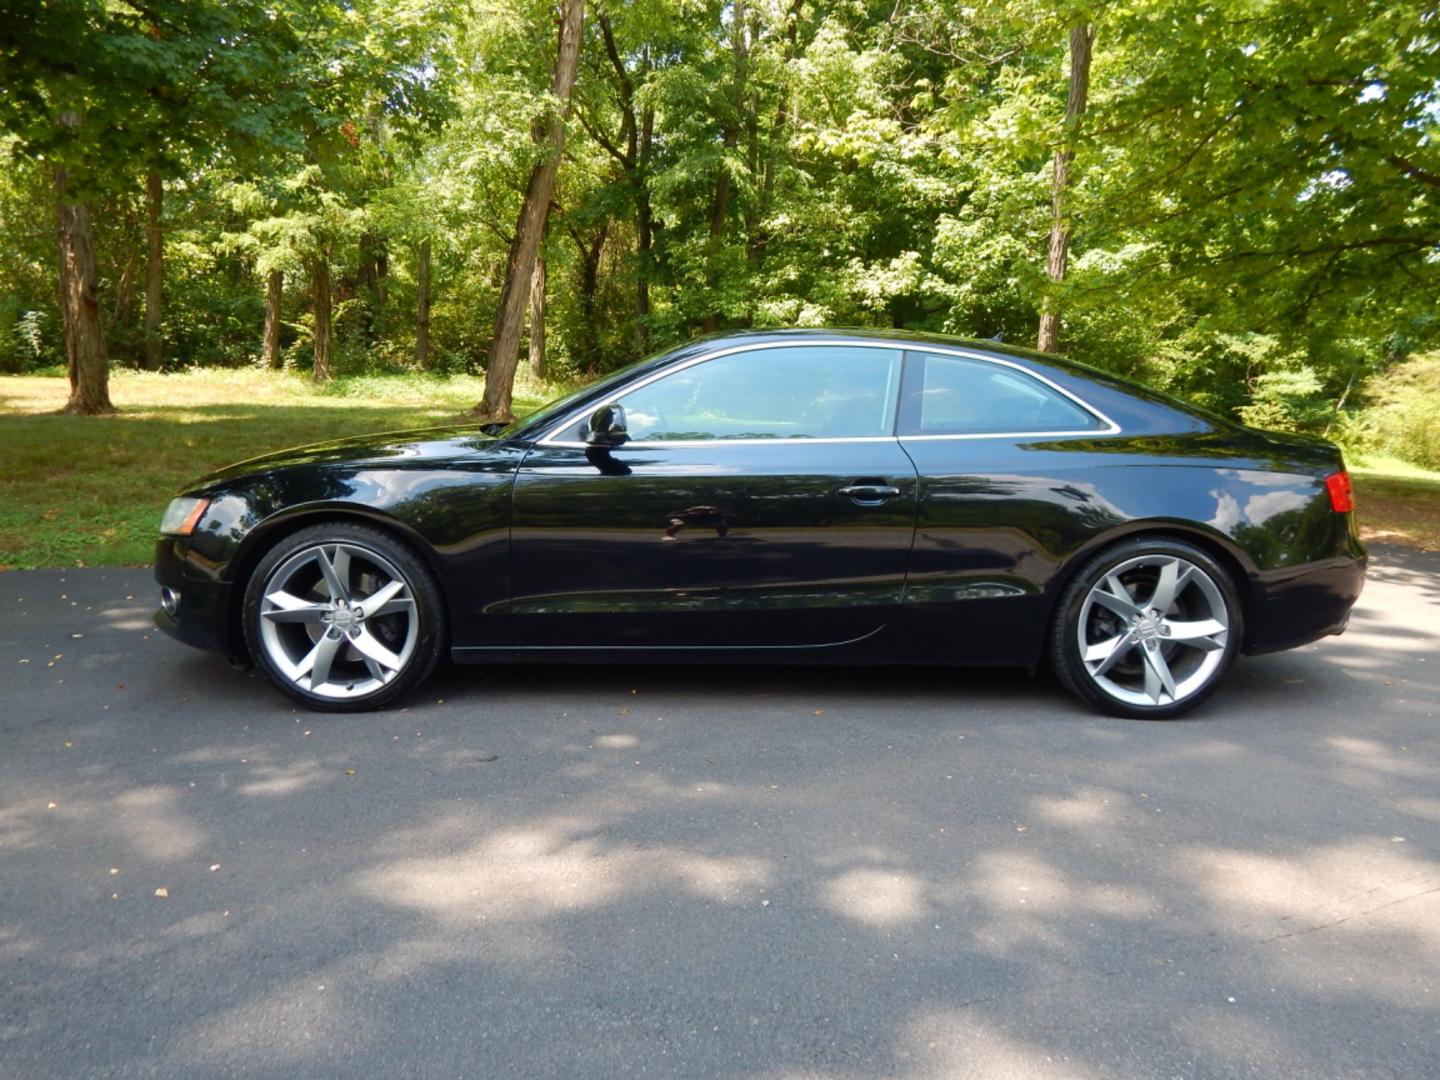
[153,537,241,656]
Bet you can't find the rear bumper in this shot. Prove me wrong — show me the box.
[1244,548,1367,656]
[152,538,240,656]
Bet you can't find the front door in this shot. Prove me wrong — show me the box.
[507,343,918,647]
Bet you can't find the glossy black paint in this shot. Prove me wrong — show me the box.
[508,439,918,647]
[154,329,1366,670]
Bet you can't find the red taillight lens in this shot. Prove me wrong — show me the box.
[1325,470,1354,513]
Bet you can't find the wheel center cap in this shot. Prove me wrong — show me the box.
[330,606,359,630]
[1134,614,1165,643]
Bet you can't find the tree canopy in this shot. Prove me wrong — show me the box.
[1,0,1436,435]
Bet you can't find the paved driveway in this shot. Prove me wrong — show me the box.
[1,547,1437,1079]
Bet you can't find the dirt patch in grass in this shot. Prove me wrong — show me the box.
[1354,473,1440,553]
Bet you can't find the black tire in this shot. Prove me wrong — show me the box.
[1050,536,1244,719]
[241,522,446,712]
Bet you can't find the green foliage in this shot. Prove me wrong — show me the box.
[0,0,1436,453]
[1363,353,1440,470]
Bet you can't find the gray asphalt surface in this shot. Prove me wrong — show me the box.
[2,547,1438,1079]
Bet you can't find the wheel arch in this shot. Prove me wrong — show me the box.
[224,505,452,656]
[1042,520,1259,651]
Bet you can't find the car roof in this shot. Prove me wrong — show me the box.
[509,327,1234,442]
[692,327,1109,379]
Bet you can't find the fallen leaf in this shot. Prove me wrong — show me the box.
[154,887,169,898]
[345,769,356,776]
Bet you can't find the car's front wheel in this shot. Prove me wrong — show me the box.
[242,523,445,711]
[1051,537,1243,719]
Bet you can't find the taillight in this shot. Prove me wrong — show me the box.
[1324,470,1354,513]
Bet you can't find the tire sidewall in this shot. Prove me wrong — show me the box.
[241,523,446,712]
[1053,537,1244,720]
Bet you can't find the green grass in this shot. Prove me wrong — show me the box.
[0,368,564,569]
[1349,453,1440,552]
[4,372,1439,568]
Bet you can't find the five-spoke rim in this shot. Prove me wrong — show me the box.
[1077,554,1229,708]
[257,542,419,700]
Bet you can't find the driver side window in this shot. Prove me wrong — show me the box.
[615,345,903,442]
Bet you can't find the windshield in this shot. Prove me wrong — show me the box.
[496,348,678,440]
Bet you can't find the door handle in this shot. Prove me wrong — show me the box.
[838,484,902,501]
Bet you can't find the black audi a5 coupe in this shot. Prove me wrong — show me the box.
[154,329,1366,718]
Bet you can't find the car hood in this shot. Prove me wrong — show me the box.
[191,424,499,491]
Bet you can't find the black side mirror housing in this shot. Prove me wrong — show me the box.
[585,404,629,447]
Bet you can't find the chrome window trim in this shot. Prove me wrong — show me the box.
[537,339,1121,447]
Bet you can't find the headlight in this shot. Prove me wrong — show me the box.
[159,496,210,536]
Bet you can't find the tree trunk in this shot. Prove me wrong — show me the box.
[54,156,113,415]
[111,244,137,331]
[527,247,546,380]
[474,0,585,421]
[1036,23,1096,355]
[573,227,606,376]
[358,231,387,343]
[635,105,654,352]
[748,0,802,269]
[702,0,748,333]
[143,170,163,371]
[416,238,431,369]
[312,259,332,381]
[598,18,654,354]
[263,269,284,369]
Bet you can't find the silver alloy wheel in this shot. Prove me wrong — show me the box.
[257,542,419,700]
[1076,554,1229,708]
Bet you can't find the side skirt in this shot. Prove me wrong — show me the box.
[449,643,1028,668]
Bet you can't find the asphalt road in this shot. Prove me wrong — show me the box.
[2,547,1438,1080]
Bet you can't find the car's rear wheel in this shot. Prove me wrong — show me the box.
[242,523,445,712]
[1051,537,1243,719]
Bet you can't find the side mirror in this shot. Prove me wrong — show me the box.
[586,404,629,447]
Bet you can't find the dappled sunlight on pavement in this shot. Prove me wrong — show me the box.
[359,813,773,920]
[1,546,1438,1077]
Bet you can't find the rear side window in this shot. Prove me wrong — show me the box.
[900,351,1103,436]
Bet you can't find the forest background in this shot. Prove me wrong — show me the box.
[2,0,1438,566]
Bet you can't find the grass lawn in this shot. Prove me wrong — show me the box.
[1350,454,1440,552]
[0,369,560,570]
[2,370,1438,569]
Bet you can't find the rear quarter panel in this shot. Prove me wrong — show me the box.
[891,432,1351,666]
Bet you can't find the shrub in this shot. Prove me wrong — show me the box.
[1364,353,1440,469]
